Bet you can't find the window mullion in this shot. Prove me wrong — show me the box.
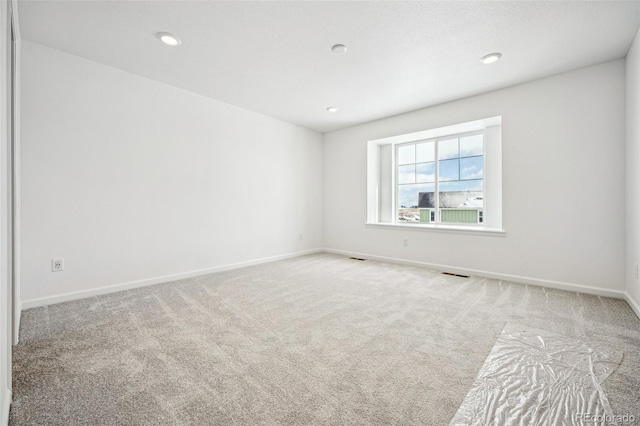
[393,145,397,224]
[434,139,439,223]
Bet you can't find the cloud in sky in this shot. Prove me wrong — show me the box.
[461,156,483,180]
[460,135,483,157]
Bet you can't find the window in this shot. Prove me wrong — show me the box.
[397,132,484,225]
[367,117,502,231]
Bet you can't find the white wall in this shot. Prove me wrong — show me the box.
[323,60,626,294]
[626,29,640,312]
[21,41,323,304]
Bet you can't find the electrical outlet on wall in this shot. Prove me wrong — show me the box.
[403,238,409,247]
[52,258,64,272]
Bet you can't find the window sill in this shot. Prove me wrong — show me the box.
[365,222,506,236]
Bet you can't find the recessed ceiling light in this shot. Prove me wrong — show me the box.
[481,52,502,64]
[327,107,338,113]
[157,32,182,47]
[331,44,347,54]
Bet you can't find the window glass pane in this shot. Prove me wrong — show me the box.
[460,134,483,157]
[438,159,459,181]
[416,162,435,183]
[398,183,434,223]
[397,144,415,165]
[438,138,458,160]
[416,141,434,163]
[398,164,415,184]
[460,156,483,180]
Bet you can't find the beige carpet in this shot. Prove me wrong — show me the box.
[9,253,640,425]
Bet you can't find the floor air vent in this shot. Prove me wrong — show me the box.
[349,257,367,261]
[441,272,470,278]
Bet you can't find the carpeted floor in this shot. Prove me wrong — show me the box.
[9,253,640,425]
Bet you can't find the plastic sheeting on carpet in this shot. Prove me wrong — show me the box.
[450,323,623,425]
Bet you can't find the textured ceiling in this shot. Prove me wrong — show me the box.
[17,1,640,133]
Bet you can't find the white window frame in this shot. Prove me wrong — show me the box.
[366,117,504,235]
[394,129,485,226]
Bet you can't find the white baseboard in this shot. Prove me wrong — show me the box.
[1,388,11,426]
[21,249,322,310]
[323,248,627,300]
[624,292,640,320]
